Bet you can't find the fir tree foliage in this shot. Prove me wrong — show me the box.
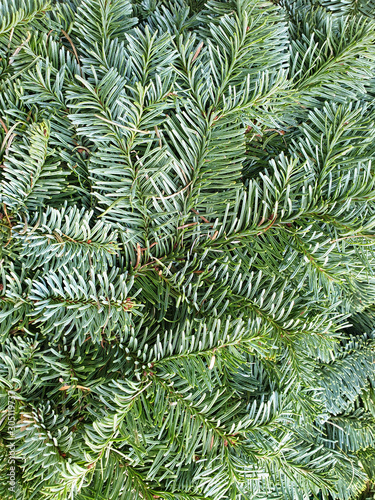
[1,0,375,498]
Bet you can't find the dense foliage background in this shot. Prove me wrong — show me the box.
[1,0,375,498]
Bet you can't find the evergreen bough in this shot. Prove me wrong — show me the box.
[1,0,375,498]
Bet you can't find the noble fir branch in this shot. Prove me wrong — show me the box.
[1,0,375,499]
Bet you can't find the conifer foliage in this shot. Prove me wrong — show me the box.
[1,0,375,498]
